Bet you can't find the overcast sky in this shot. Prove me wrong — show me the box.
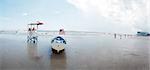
[0,0,149,33]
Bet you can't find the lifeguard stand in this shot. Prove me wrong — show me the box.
[27,21,43,43]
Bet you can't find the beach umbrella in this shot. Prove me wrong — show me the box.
[28,21,44,29]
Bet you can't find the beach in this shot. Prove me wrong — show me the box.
[0,32,149,70]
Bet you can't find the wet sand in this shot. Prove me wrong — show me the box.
[0,33,149,70]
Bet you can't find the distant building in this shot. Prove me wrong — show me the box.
[137,31,150,36]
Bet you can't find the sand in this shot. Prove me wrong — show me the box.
[0,33,149,70]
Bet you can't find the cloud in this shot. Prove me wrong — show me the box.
[22,13,28,16]
[54,11,61,14]
[67,0,149,33]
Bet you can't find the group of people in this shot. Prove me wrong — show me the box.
[28,27,36,32]
[27,27,37,42]
[28,28,65,36]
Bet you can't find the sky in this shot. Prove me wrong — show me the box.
[0,0,149,34]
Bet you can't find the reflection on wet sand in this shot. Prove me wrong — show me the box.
[26,42,47,70]
[0,34,149,70]
[50,52,67,70]
[26,43,41,61]
[26,42,67,70]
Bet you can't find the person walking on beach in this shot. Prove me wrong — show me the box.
[119,34,122,39]
[114,33,117,38]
